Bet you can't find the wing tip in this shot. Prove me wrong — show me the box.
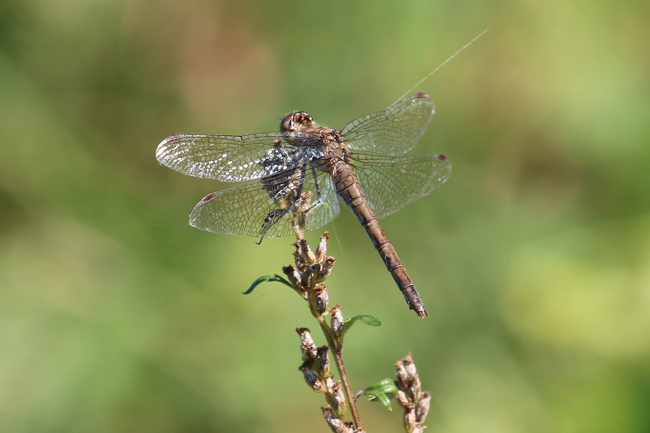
[158,134,185,149]
[156,133,185,162]
[410,92,435,115]
[436,153,452,175]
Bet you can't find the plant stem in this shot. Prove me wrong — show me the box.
[334,351,362,430]
[317,318,363,430]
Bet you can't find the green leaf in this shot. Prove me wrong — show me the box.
[364,378,397,394]
[363,379,398,411]
[244,274,296,295]
[342,314,382,335]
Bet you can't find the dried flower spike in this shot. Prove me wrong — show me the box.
[315,346,330,377]
[315,232,329,262]
[331,380,347,418]
[395,352,422,402]
[313,284,329,315]
[330,304,344,339]
[322,407,355,433]
[297,328,317,362]
[395,353,430,433]
[299,363,327,393]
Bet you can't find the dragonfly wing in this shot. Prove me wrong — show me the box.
[189,167,340,238]
[301,169,341,233]
[340,93,435,156]
[156,132,323,182]
[352,153,451,219]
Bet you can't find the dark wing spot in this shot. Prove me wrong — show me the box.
[414,92,428,98]
[200,193,217,204]
[164,134,185,142]
[437,153,448,162]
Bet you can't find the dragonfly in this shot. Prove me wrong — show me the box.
[156,93,451,317]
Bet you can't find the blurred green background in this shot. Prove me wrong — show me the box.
[1,0,649,432]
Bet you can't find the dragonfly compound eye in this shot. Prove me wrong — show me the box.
[280,111,313,133]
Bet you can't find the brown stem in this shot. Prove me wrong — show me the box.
[334,351,362,430]
[317,319,363,430]
[294,231,363,431]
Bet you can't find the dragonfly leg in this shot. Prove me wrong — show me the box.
[257,209,287,244]
[305,164,325,213]
[257,164,308,244]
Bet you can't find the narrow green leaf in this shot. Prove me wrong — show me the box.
[363,379,397,411]
[364,378,397,394]
[342,314,382,336]
[366,391,392,410]
[244,274,295,294]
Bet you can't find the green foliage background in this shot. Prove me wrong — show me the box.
[1,0,649,432]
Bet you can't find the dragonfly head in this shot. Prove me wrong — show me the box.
[280,111,314,134]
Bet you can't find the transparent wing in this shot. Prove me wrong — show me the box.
[340,93,435,156]
[156,132,325,182]
[189,167,340,238]
[351,152,451,219]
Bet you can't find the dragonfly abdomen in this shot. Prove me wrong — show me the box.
[331,162,428,318]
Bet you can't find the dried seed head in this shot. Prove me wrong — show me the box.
[331,381,347,418]
[330,304,344,339]
[296,328,316,362]
[312,257,335,282]
[324,375,336,394]
[299,239,316,264]
[314,284,329,314]
[404,408,417,432]
[314,256,336,282]
[299,362,326,393]
[293,242,303,267]
[321,407,352,433]
[411,377,422,403]
[395,352,421,402]
[395,354,411,387]
[315,345,330,376]
[396,390,411,408]
[283,265,304,292]
[315,232,329,262]
[415,391,431,424]
[395,353,430,433]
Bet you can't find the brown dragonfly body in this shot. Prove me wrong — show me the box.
[332,162,428,317]
[156,93,451,317]
[278,109,432,317]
